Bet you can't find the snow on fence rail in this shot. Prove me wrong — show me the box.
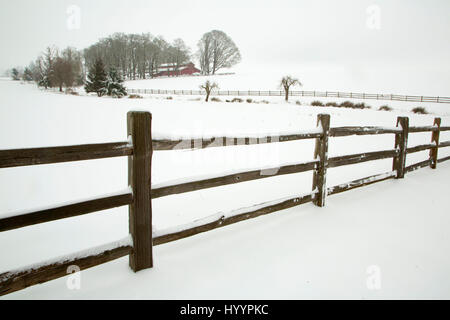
[128,88,450,104]
[1,113,450,296]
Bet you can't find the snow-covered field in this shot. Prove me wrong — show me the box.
[1,77,450,299]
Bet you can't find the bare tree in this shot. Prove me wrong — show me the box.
[168,38,191,76]
[197,33,212,75]
[197,30,241,75]
[52,56,74,92]
[280,76,302,102]
[200,80,219,102]
[62,47,84,85]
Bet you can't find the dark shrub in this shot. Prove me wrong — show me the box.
[325,102,338,107]
[379,105,392,111]
[128,94,143,99]
[412,107,428,114]
[166,96,173,100]
[231,97,243,103]
[211,97,222,102]
[353,102,371,109]
[295,100,301,105]
[246,98,253,103]
[339,101,355,108]
[311,100,324,106]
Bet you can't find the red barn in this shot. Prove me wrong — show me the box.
[155,62,201,77]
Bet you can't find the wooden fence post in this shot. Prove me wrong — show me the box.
[312,114,330,207]
[393,117,409,178]
[430,117,441,169]
[127,111,153,272]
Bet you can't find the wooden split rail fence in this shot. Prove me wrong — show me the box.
[1,112,450,296]
[128,88,450,104]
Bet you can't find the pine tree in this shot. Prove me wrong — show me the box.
[11,68,20,81]
[22,68,33,81]
[38,76,50,89]
[106,68,127,98]
[85,58,107,97]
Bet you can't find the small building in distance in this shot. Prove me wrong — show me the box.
[155,62,201,77]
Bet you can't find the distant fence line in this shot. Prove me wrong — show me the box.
[127,88,450,104]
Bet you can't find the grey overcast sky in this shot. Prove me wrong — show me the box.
[1,0,449,78]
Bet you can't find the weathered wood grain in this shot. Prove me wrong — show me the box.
[152,132,323,150]
[437,155,450,163]
[393,117,409,178]
[0,192,133,232]
[0,142,132,168]
[409,126,439,133]
[312,114,330,207]
[429,118,441,169]
[329,126,401,137]
[328,149,398,168]
[406,143,435,154]
[152,161,318,199]
[153,194,313,246]
[127,112,153,272]
[0,245,132,296]
[405,159,431,173]
[327,172,396,196]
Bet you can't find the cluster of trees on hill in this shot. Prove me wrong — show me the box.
[11,30,241,92]
[12,46,84,92]
[84,33,191,80]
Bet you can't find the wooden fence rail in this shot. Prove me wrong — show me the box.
[128,88,450,104]
[1,112,450,296]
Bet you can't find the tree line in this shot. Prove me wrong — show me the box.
[9,30,241,92]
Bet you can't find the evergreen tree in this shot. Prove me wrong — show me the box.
[38,76,50,89]
[85,58,107,97]
[106,68,127,98]
[22,68,33,81]
[11,68,20,80]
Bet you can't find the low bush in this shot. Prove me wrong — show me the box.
[311,100,324,106]
[128,94,143,99]
[260,100,269,104]
[65,88,78,95]
[211,97,222,102]
[412,107,428,114]
[378,105,392,111]
[353,102,371,109]
[339,101,355,108]
[166,96,173,100]
[295,100,301,105]
[325,102,338,107]
[231,97,243,103]
[246,98,253,103]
